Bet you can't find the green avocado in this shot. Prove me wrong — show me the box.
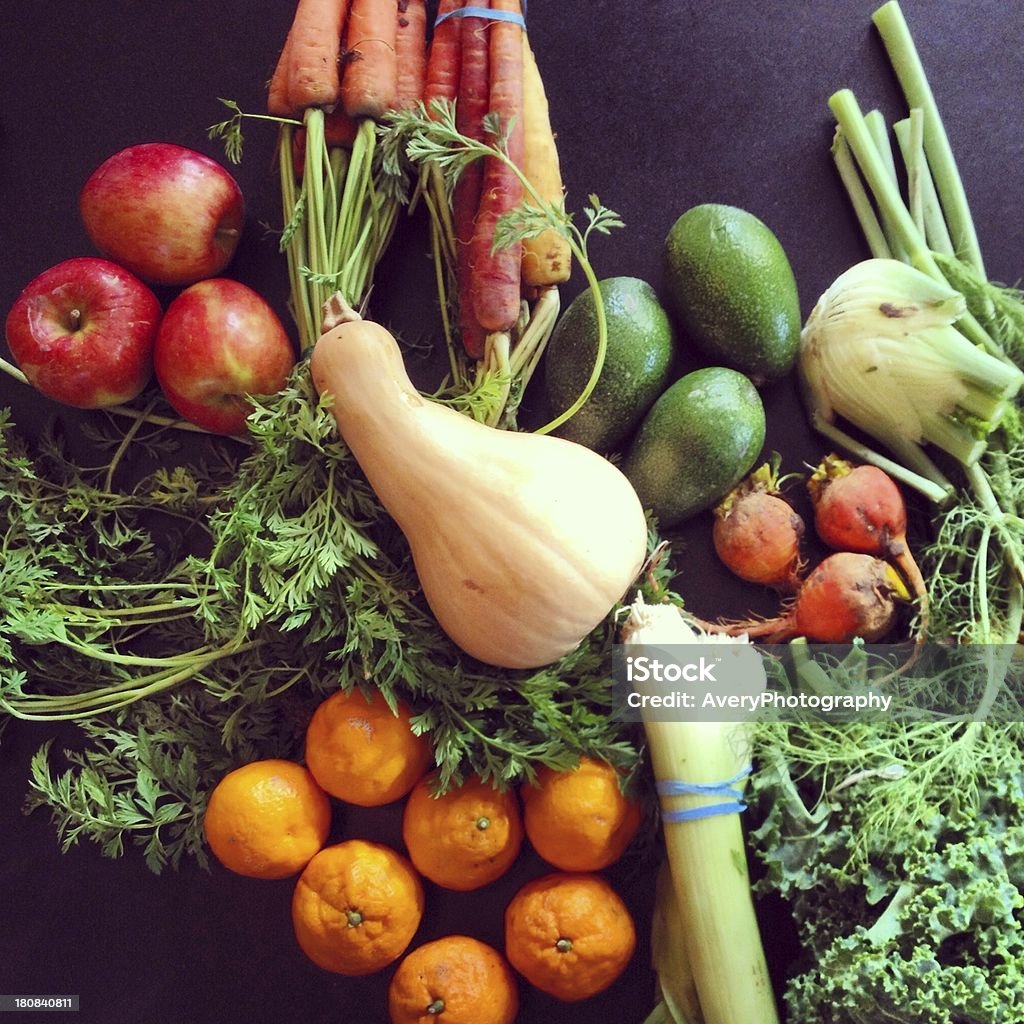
[663,203,800,381]
[623,366,766,528]
[544,276,676,452]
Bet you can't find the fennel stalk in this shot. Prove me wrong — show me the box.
[812,0,1024,653]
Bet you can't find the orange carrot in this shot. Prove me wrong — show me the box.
[324,105,360,146]
[286,0,350,111]
[423,0,463,113]
[469,0,525,334]
[454,6,491,358]
[394,0,428,111]
[341,0,399,120]
[520,34,571,288]
[268,33,296,116]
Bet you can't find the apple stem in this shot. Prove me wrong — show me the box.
[68,308,83,331]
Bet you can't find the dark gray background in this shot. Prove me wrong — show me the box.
[2,2,1021,1021]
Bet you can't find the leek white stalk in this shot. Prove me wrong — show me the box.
[621,595,778,1024]
[799,258,1024,502]
[645,862,704,1024]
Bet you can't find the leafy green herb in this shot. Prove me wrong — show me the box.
[383,101,622,274]
[206,99,298,166]
[26,735,208,875]
[1,362,653,869]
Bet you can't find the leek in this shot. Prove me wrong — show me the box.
[644,862,704,1024]
[621,595,779,1024]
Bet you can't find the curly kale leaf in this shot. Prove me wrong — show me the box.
[750,728,1024,1023]
[785,823,1024,1023]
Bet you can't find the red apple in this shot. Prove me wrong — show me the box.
[154,278,295,435]
[4,256,161,408]
[79,143,244,287]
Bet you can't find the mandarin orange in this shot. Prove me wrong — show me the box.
[387,935,519,1024]
[402,771,523,891]
[504,871,637,1002]
[291,839,424,975]
[521,756,642,871]
[304,688,432,806]
[202,758,331,880]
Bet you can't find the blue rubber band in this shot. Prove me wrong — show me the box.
[662,801,747,822]
[435,6,526,29]
[657,766,753,823]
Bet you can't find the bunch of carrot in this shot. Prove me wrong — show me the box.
[414,0,572,423]
[261,1,573,425]
[268,0,426,122]
[265,0,428,351]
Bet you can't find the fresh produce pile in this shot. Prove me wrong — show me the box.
[2,2,1024,1023]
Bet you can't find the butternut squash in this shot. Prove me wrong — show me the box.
[309,312,648,670]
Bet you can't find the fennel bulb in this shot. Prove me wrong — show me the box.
[799,258,1023,502]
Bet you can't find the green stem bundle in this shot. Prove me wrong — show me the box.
[278,111,405,353]
[871,0,985,276]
